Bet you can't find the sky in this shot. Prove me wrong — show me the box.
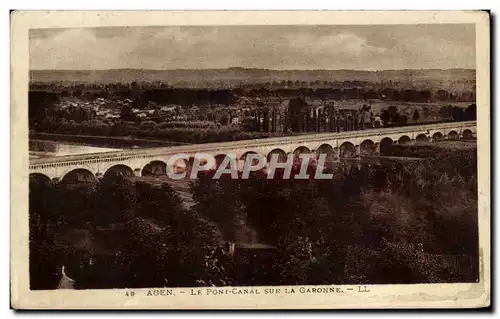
[29,24,476,71]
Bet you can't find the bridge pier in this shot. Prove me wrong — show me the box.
[134,168,142,177]
[374,143,381,156]
[355,145,361,159]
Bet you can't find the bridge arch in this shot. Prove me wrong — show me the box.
[448,130,459,140]
[187,156,205,178]
[240,151,258,160]
[167,158,189,175]
[398,135,411,145]
[29,173,51,188]
[61,168,96,184]
[103,164,134,180]
[293,146,311,156]
[432,132,444,142]
[267,148,287,163]
[339,142,356,158]
[415,134,428,144]
[214,154,238,170]
[214,154,226,167]
[379,137,393,155]
[240,151,262,166]
[292,146,312,168]
[360,139,376,156]
[462,129,474,140]
[189,155,209,169]
[142,160,167,176]
[317,144,336,162]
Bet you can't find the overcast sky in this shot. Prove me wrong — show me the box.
[29,24,475,70]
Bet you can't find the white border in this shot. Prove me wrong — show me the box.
[7,8,492,312]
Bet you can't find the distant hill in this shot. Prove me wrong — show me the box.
[30,68,476,88]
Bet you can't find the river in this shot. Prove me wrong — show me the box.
[29,140,122,159]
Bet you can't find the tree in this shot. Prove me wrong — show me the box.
[29,176,61,289]
[387,106,399,122]
[263,110,269,132]
[464,104,477,120]
[66,106,94,123]
[126,179,228,287]
[110,120,131,136]
[57,177,233,288]
[288,97,307,132]
[120,105,136,122]
[451,106,465,121]
[135,181,185,225]
[97,174,137,226]
[51,182,99,228]
[413,109,420,123]
[380,109,391,125]
[380,106,410,126]
[439,105,452,119]
[29,91,59,129]
[193,169,348,285]
[422,106,431,119]
[219,111,231,125]
[241,117,256,131]
[192,172,245,242]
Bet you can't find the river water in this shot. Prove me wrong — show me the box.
[29,140,122,159]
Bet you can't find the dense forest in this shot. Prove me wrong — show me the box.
[29,145,478,289]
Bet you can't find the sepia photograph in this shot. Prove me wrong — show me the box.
[11,11,490,309]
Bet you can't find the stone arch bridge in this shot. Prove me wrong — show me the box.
[29,121,476,184]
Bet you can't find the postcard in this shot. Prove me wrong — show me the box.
[10,10,490,309]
